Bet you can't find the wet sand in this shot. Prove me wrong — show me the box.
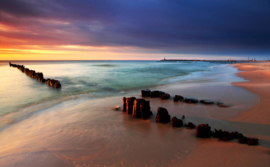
[178,62,270,167]
[0,63,269,166]
[232,63,270,125]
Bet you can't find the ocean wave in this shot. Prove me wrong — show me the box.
[0,61,231,122]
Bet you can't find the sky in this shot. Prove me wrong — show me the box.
[0,0,269,60]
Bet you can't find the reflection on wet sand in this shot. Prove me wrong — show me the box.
[0,97,197,167]
[0,78,262,167]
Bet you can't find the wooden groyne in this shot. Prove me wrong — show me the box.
[9,62,61,88]
[118,89,259,146]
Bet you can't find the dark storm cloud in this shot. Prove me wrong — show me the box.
[1,0,270,54]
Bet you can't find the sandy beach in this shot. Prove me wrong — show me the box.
[0,62,269,167]
[176,62,270,167]
[232,63,270,125]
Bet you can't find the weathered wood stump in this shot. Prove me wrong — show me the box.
[17,65,25,72]
[140,100,152,119]
[184,98,198,104]
[28,70,36,78]
[53,80,61,88]
[184,122,196,129]
[160,93,170,100]
[212,129,243,141]
[46,79,62,88]
[132,98,152,119]
[126,97,136,115]
[239,137,259,145]
[24,68,30,75]
[141,89,151,97]
[122,97,127,112]
[150,90,164,98]
[173,95,184,102]
[171,116,183,127]
[34,72,44,80]
[155,107,171,123]
[200,99,214,104]
[132,99,145,118]
[196,124,212,138]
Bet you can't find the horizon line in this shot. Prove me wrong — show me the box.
[1,58,267,62]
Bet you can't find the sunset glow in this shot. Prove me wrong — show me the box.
[0,1,269,60]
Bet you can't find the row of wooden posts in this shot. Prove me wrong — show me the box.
[120,89,259,146]
[9,62,61,88]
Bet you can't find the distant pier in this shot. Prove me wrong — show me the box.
[159,58,269,64]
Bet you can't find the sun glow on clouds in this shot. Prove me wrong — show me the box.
[0,21,247,61]
[0,15,137,60]
[0,46,240,61]
[0,45,168,60]
[0,0,269,60]
[0,21,121,60]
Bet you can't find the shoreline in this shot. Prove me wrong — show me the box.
[177,62,270,167]
[232,63,270,125]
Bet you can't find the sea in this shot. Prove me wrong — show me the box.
[0,61,244,117]
[0,60,252,167]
